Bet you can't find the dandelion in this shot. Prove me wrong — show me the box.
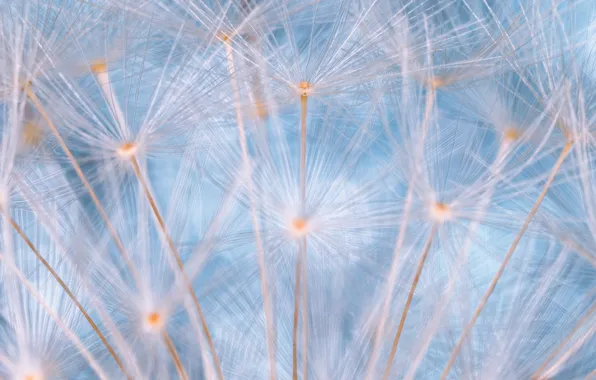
[0,0,595,379]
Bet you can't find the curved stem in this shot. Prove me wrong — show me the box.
[293,92,309,380]
[300,94,308,208]
[7,214,131,379]
[441,141,573,380]
[382,225,437,380]
[25,86,141,288]
[365,87,435,379]
[301,238,308,380]
[404,143,508,380]
[163,330,188,380]
[292,246,303,380]
[128,155,223,380]
[0,254,109,380]
[225,38,277,380]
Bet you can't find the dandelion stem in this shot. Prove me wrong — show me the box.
[0,253,109,380]
[532,301,596,379]
[382,225,437,380]
[300,93,308,208]
[24,86,141,288]
[128,155,223,380]
[440,140,574,380]
[301,239,308,380]
[225,37,277,380]
[6,213,131,379]
[292,244,303,380]
[365,86,436,379]
[294,91,309,380]
[404,143,509,380]
[163,330,188,380]
[92,64,127,132]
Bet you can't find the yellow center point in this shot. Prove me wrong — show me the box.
[147,312,161,326]
[254,101,268,119]
[503,127,520,142]
[428,76,444,89]
[292,218,307,231]
[90,60,108,74]
[144,311,165,332]
[218,31,230,43]
[23,374,42,380]
[118,142,137,158]
[298,81,312,96]
[290,217,309,237]
[430,202,452,223]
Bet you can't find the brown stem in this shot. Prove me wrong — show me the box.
[128,156,224,380]
[382,225,437,380]
[296,91,309,380]
[292,243,303,380]
[365,86,436,380]
[25,86,140,287]
[7,214,131,379]
[300,93,308,208]
[163,330,188,380]
[301,238,308,380]
[224,38,277,380]
[441,141,574,380]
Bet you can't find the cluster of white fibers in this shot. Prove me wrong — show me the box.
[0,0,595,379]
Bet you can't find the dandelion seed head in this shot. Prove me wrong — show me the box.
[429,202,452,223]
[298,81,313,96]
[427,76,445,89]
[143,311,165,333]
[253,101,268,120]
[503,127,521,143]
[23,373,43,380]
[13,361,44,380]
[89,60,108,74]
[117,142,137,158]
[1,1,594,379]
[289,217,310,238]
[218,31,231,42]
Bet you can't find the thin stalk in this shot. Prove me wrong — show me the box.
[532,302,596,379]
[300,93,308,206]
[15,174,143,378]
[7,213,131,379]
[296,91,309,380]
[24,86,140,288]
[365,87,436,379]
[382,225,437,380]
[404,142,509,380]
[128,155,223,380]
[301,239,308,380]
[224,38,277,380]
[0,254,109,380]
[92,65,127,131]
[440,141,574,380]
[91,63,222,378]
[163,330,188,380]
[292,246,303,380]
